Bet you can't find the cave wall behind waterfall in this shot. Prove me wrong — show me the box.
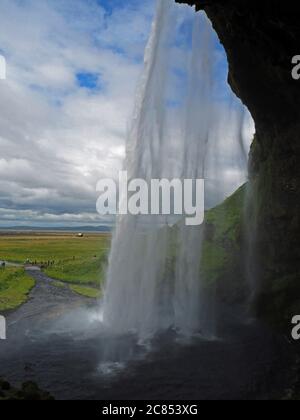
[176,0,300,327]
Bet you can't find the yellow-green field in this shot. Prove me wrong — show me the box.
[0,267,35,311]
[0,232,111,307]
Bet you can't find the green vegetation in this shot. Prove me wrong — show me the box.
[0,233,110,300]
[70,284,101,299]
[52,280,67,289]
[205,184,246,242]
[166,185,247,303]
[201,184,246,288]
[0,267,35,311]
[0,233,110,286]
[200,242,227,286]
[51,279,101,299]
[45,254,106,287]
[0,187,247,308]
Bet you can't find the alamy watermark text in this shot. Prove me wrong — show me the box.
[291,316,300,340]
[292,55,300,80]
[96,171,205,226]
[0,316,6,340]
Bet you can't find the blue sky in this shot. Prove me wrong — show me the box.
[76,72,102,90]
[0,0,253,227]
[99,0,142,15]
[0,0,156,226]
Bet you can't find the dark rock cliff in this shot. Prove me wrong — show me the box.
[176,0,300,328]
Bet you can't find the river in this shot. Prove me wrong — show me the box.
[0,269,295,400]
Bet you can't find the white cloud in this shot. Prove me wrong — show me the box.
[0,0,154,226]
[0,0,254,227]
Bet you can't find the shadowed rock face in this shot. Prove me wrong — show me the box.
[176,0,300,327]
[176,1,300,126]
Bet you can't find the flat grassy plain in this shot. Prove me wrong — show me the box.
[0,232,110,305]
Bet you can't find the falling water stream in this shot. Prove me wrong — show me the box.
[102,0,253,342]
[1,0,294,401]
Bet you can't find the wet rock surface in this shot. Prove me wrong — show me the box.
[0,378,53,400]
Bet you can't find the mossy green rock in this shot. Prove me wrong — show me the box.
[168,184,248,304]
[201,184,247,303]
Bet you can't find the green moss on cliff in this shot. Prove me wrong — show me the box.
[205,184,246,243]
[166,185,247,303]
[201,242,227,286]
[200,184,247,302]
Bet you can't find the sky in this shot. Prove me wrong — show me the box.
[0,0,254,228]
[0,0,157,227]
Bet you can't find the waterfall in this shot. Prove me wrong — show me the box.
[102,0,253,341]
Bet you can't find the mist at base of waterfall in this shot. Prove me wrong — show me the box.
[52,307,221,377]
[0,268,290,400]
[13,300,219,378]
[3,295,292,401]
[101,0,254,342]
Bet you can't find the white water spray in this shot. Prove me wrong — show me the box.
[102,0,253,341]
